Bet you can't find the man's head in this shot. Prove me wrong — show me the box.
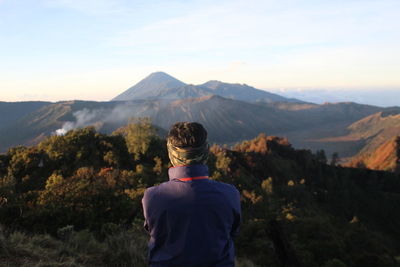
[167,122,209,166]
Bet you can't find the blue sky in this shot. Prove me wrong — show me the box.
[0,0,399,101]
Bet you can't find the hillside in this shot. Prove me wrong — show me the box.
[151,95,296,143]
[154,84,214,99]
[347,136,399,171]
[266,102,383,158]
[342,109,400,171]
[0,101,51,131]
[0,101,145,151]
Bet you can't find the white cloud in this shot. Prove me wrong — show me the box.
[43,0,130,15]
[110,0,400,56]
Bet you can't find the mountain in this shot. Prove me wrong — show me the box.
[0,101,122,151]
[339,108,400,171]
[154,85,213,99]
[151,95,295,143]
[347,137,399,171]
[112,72,304,104]
[112,72,186,101]
[0,96,295,150]
[0,97,383,155]
[262,102,383,159]
[0,101,51,131]
[201,80,303,103]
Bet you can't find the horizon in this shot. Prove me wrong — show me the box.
[1,0,399,102]
[1,70,399,107]
[1,70,400,108]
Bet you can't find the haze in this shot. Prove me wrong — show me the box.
[0,0,399,103]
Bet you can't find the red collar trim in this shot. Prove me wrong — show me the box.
[178,176,209,181]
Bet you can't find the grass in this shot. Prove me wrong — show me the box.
[0,225,147,267]
[0,224,259,267]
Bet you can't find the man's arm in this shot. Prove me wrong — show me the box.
[231,188,242,238]
[142,188,153,232]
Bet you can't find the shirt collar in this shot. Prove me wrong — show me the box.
[168,164,209,181]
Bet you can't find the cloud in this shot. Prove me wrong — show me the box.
[110,0,400,57]
[43,0,130,15]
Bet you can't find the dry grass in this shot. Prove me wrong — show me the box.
[0,224,259,267]
[0,225,147,267]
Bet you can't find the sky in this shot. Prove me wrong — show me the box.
[0,0,399,102]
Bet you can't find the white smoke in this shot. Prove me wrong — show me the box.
[53,103,154,136]
[54,108,106,136]
[55,122,74,136]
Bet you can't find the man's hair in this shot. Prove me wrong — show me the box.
[167,122,207,148]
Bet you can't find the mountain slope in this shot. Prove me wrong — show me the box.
[259,102,382,159]
[0,101,127,151]
[201,80,303,103]
[347,136,399,171]
[151,95,294,143]
[112,72,186,101]
[341,108,400,171]
[0,101,51,131]
[154,85,214,99]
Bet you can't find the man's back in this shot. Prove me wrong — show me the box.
[142,164,241,267]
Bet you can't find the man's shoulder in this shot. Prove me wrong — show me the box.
[209,180,240,196]
[143,181,169,196]
[143,180,180,200]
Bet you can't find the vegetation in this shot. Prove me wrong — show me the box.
[1,121,400,266]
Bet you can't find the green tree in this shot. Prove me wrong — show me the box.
[38,167,133,232]
[125,118,159,161]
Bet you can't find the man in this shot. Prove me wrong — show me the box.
[142,122,241,267]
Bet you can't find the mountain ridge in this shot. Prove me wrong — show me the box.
[112,72,304,103]
[112,72,186,101]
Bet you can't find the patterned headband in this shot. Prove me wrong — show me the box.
[167,140,209,166]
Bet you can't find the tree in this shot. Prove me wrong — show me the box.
[330,152,340,166]
[125,118,158,160]
[396,136,400,174]
[38,167,133,232]
[315,150,327,164]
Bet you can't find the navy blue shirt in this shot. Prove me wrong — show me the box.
[142,164,241,267]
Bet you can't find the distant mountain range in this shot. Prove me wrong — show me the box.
[112,72,303,103]
[1,72,399,172]
[271,88,400,107]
